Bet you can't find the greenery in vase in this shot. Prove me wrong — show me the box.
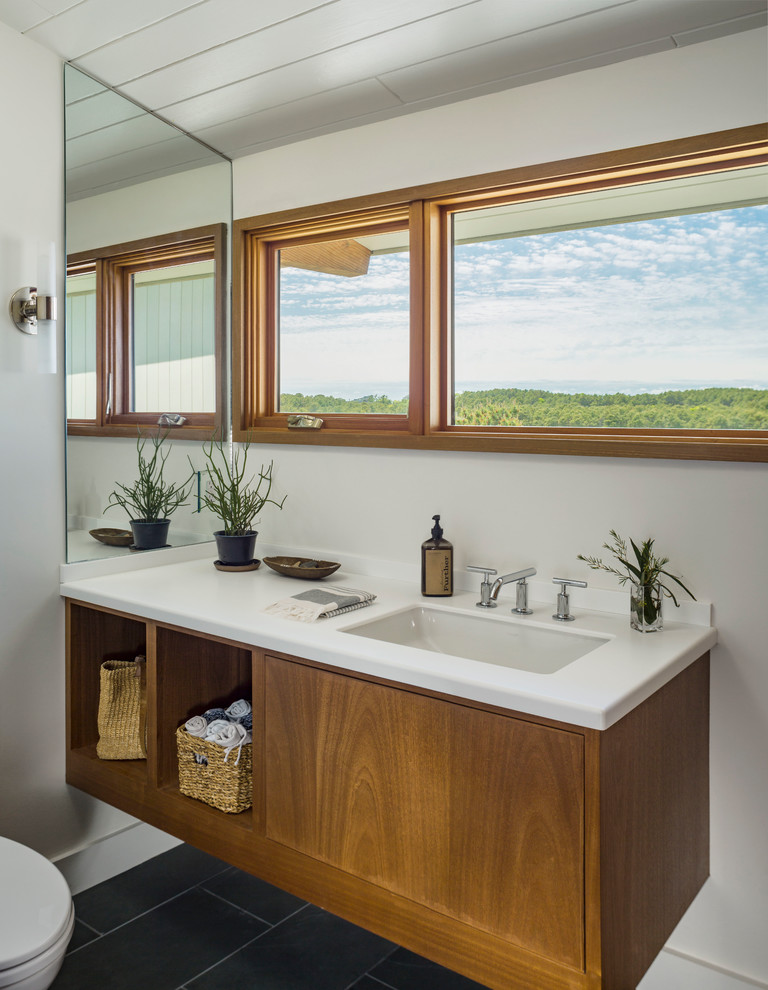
[196,437,286,535]
[577,530,695,626]
[106,430,193,522]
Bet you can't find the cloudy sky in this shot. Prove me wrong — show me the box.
[278,203,768,399]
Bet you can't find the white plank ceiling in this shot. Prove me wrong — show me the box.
[1,0,765,194]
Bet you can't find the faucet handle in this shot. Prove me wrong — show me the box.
[552,577,587,621]
[468,565,497,608]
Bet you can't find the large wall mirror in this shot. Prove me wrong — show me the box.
[64,65,232,563]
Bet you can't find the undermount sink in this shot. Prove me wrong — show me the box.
[342,606,610,674]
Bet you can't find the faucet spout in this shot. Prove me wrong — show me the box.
[490,567,537,601]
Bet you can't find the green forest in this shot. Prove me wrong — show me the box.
[280,387,768,430]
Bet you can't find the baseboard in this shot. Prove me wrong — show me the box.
[639,947,768,990]
[52,822,182,895]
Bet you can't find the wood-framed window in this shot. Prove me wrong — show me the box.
[234,125,767,461]
[67,223,227,440]
[234,203,424,438]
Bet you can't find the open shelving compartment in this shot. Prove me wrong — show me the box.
[66,601,257,833]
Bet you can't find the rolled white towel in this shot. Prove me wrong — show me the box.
[204,719,233,740]
[225,699,252,721]
[184,715,208,738]
[205,720,252,764]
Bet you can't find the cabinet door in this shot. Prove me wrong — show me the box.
[265,658,585,968]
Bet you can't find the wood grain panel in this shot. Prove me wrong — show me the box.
[599,655,710,990]
[264,657,584,967]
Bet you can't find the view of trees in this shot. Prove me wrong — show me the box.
[280,387,768,430]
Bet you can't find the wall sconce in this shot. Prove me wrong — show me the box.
[9,286,57,333]
[8,243,58,373]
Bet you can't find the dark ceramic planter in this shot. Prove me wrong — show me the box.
[214,530,258,566]
[130,518,171,550]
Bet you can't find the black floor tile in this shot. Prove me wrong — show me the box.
[367,947,491,990]
[65,918,99,954]
[185,903,395,990]
[73,843,231,933]
[349,977,393,990]
[201,866,307,925]
[52,887,268,990]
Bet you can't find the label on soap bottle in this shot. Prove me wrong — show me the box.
[424,550,453,596]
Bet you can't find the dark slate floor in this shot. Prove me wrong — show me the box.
[52,843,490,990]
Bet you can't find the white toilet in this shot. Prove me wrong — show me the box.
[0,837,74,990]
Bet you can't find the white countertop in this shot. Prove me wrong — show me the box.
[60,550,717,730]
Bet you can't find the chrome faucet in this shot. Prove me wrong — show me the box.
[467,566,498,607]
[552,577,587,621]
[491,567,537,614]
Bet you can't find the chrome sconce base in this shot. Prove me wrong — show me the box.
[9,286,57,335]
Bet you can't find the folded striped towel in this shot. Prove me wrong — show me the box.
[202,707,228,723]
[264,587,376,622]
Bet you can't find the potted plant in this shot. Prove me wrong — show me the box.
[577,529,696,632]
[196,437,286,567]
[106,430,193,550]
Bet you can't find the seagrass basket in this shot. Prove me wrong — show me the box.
[96,657,147,760]
[176,726,252,813]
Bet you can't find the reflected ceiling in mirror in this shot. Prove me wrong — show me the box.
[65,65,226,201]
[65,65,232,564]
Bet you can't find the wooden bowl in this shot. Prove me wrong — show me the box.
[89,528,133,547]
[263,556,340,579]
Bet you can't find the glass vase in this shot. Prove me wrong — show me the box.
[630,582,663,632]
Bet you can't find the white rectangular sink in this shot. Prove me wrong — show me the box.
[342,606,609,674]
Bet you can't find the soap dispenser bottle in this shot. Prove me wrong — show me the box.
[421,514,453,597]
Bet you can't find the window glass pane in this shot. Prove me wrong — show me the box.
[277,230,410,415]
[66,271,97,420]
[452,166,768,429]
[131,260,215,413]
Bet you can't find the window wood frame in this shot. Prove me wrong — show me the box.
[67,223,227,441]
[233,125,768,461]
[234,203,424,439]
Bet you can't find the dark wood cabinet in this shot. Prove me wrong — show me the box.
[66,597,709,990]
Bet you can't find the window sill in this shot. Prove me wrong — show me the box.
[67,424,217,442]
[233,425,768,461]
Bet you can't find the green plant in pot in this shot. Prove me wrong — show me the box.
[577,529,695,632]
[196,437,286,567]
[106,430,193,550]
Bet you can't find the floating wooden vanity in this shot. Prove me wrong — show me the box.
[65,595,709,990]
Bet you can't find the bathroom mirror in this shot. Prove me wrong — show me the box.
[64,64,232,563]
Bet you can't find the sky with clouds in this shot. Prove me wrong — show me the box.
[278,203,768,399]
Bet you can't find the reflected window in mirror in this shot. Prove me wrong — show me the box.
[65,267,97,420]
[67,224,226,439]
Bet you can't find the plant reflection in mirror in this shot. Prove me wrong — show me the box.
[577,530,695,629]
[106,429,193,522]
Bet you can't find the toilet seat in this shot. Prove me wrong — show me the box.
[0,903,74,990]
[0,837,73,978]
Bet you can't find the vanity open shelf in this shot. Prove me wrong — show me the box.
[65,596,709,990]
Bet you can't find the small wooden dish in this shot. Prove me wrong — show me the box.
[263,556,340,579]
[89,528,133,547]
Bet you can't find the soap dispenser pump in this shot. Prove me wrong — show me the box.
[421,514,453,597]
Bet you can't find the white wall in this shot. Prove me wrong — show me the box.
[233,29,768,989]
[66,160,231,254]
[0,21,149,868]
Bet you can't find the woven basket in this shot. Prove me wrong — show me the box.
[176,726,252,813]
[96,657,147,760]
